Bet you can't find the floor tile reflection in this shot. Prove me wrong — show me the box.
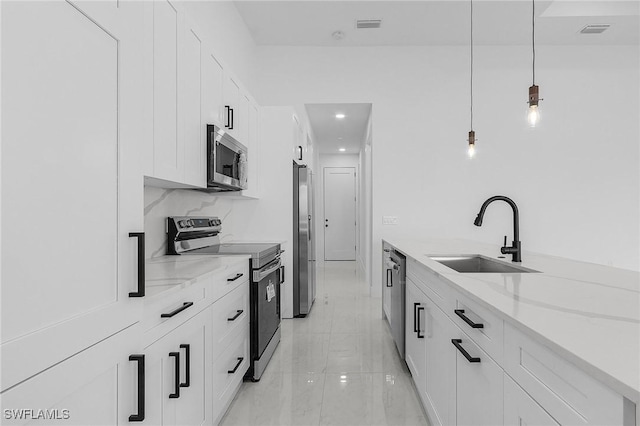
[220,261,429,426]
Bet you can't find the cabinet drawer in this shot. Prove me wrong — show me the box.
[407,259,453,312]
[142,277,207,342]
[212,323,249,422]
[504,374,560,426]
[451,290,503,364]
[209,258,249,304]
[211,282,249,361]
[504,323,625,425]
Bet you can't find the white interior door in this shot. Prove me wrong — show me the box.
[324,167,356,260]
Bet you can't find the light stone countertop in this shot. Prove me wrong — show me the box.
[145,254,250,299]
[383,238,640,403]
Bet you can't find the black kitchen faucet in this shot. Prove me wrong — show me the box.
[474,195,522,262]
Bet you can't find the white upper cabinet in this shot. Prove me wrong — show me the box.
[202,51,225,129]
[180,14,205,187]
[292,114,305,164]
[145,3,260,189]
[152,0,182,182]
[1,0,143,392]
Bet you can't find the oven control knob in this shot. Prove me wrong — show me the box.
[178,220,187,228]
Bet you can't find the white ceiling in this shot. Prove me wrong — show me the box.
[234,1,639,46]
[305,103,372,154]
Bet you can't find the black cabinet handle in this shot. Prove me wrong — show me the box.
[169,352,180,398]
[298,145,303,161]
[228,357,244,374]
[229,108,234,130]
[279,266,285,284]
[416,306,425,338]
[179,344,190,388]
[128,355,145,422]
[413,302,420,333]
[454,309,484,329]
[129,233,145,297]
[386,269,392,287]
[227,273,243,282]
[225,105,230,128]
[161,302,193,318]
[227,310,243,321]
[451,339,481,363]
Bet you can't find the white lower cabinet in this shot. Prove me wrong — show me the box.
[402,259,630,426]
[144,308,211,426]
[452,332,503,426]
[504,375,560,426]
[0,326,140,426]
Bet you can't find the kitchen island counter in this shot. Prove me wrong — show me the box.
[384,238,640,404]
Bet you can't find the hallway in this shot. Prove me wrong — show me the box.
[221,261,428,426]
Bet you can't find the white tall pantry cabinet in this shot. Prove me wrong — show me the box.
[1,0,145,421]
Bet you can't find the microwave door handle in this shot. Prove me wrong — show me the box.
[253,259,282,282]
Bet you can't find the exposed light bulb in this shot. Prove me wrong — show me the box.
[527,104,540,127]
[467,130,476,159]
[467,143,476,159]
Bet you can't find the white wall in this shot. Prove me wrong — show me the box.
[359,112,374,286]
[255,45,640,297]
[316,154,360,264]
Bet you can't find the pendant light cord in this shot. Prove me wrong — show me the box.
[532,0,536,85]
[470,0,474,130]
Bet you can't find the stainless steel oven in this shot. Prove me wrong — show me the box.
[206,124,247,192]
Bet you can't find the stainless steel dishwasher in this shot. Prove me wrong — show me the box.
[385,249,406,358]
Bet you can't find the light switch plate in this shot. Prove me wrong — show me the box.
[382,216,398,225]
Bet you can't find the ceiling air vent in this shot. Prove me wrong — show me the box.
[356,19,382,29]
[579,24,610,34]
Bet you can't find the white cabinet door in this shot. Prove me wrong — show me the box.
[180,14,205,187]
[292,115,304,163]
[152,0,182,182]
[202,51,225,129]
[242,101,260,198]
[454,332,504,426]
[0,326,140,426]
[423,297,456,426]
[504,375,560,426]
[238,94,250,145]
[145,308,211,426]
[1,0,143,392]
[405,278,427,402]
[223,75,240,138]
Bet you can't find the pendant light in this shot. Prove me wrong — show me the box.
[527,0,542,127]
[467,0,476,158]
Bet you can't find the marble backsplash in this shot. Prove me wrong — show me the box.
[144,186,236,259]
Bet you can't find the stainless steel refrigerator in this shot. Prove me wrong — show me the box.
[293,162,316,317]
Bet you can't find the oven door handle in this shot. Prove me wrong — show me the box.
[253,259,282,282]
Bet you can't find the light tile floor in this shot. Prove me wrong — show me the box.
[220,261,429,426]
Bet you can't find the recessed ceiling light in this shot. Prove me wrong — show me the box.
[332,31,345,40]
[579,24,611,34]
[335,113,345,119]
[339,148,346,152]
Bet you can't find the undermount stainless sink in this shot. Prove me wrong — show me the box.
[428,255,539,273]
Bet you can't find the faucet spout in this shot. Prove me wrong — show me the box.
[474,195,522,262]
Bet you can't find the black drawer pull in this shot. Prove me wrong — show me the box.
[227,310,243,321]
[416,306,425,338]
[451,339,481,363]
[161,302,193,318]
[454,309,484,329]
[228,357,244,374]
[227,273,243,282]
[129,233,145,297]
[413,303,420,333]
[179,344,190,388]
[169,352,180,398]
[128,355,145,422]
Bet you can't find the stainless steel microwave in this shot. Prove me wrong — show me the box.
[206,124,247,192]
